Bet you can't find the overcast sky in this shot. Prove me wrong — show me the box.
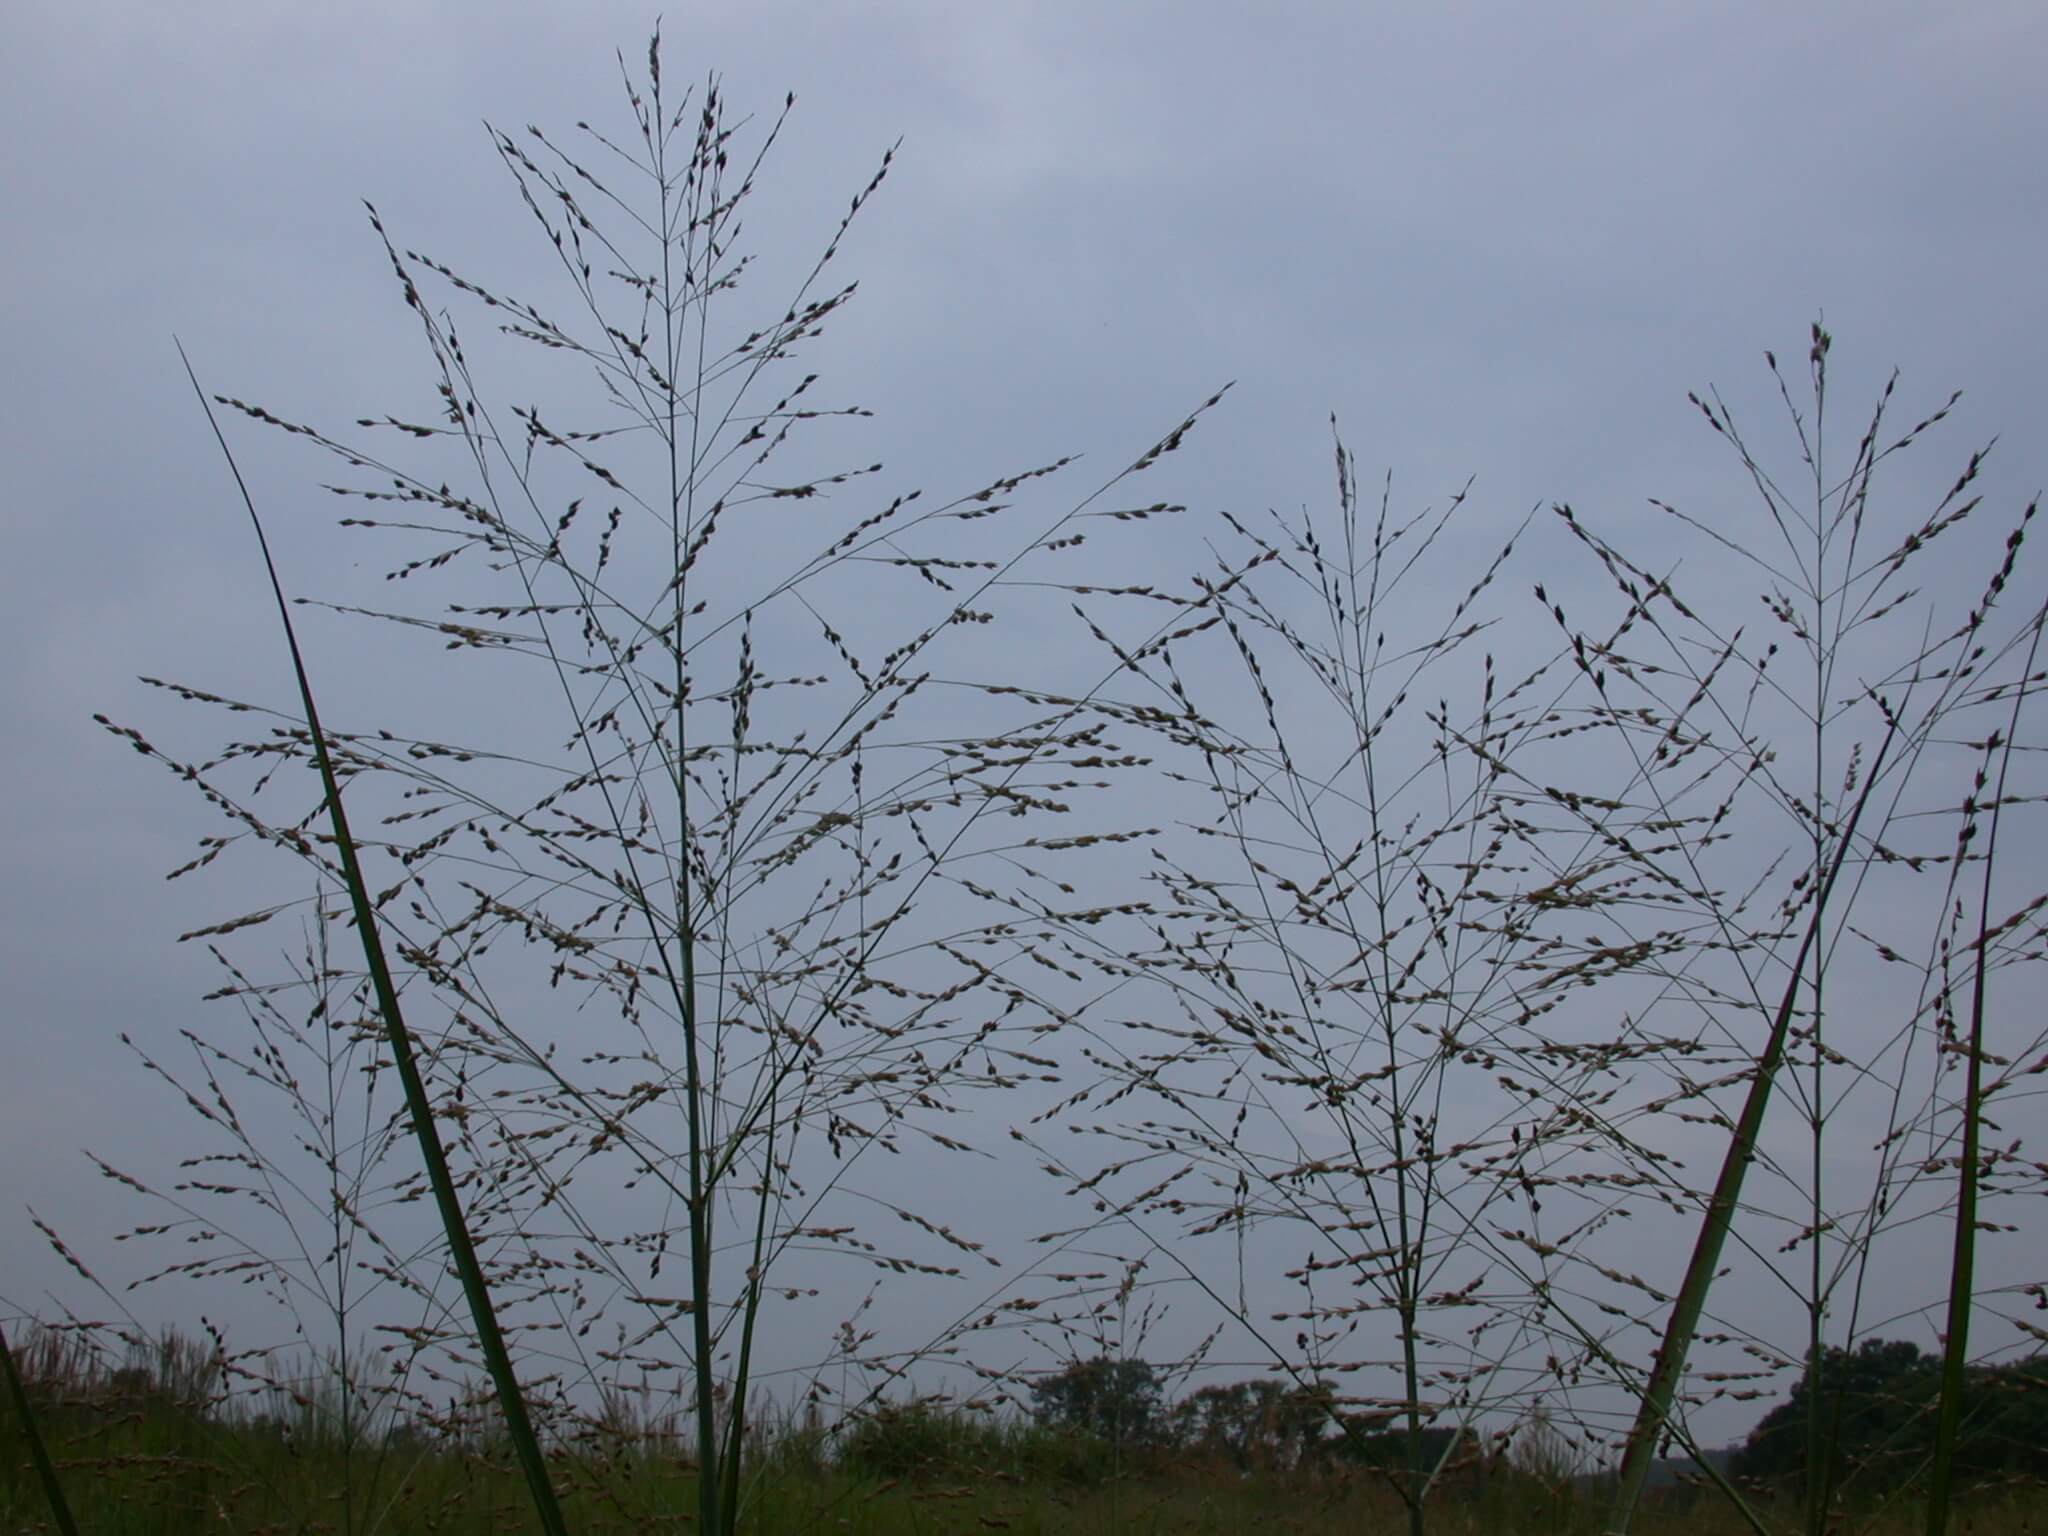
[6,0,2046,1452]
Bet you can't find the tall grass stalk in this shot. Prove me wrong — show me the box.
[174,344,571,1536]
[1604,724,1892,1531]
[1009,426,1712,1535]
[0,1323,81,1536]
[1925,606,2046,1535]
[1558,330,2047,1533]
[1005,332,2046,1536]
[96,31,1222,1536]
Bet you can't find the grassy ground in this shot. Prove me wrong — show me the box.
[5,1335,2043,1536]
[9,1441,2043,1536]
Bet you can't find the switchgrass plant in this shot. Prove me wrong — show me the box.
[1528,331,2048,1534]
[1004,335,2047,1536]
[18,29,2041,1536]
[33,892,514,1530]
[74,29,1224,1536]
[1004,425,1718,1536]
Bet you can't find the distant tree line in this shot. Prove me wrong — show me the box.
[1732,1339,2048,1495]
[1021,1347,2048,1495]
[1026,1358,1475,1478]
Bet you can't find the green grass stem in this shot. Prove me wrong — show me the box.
[177,342,572,1536]
[1605,716,1897,1534]
[0,1323,80,1536]
[1927,598,2045,1534]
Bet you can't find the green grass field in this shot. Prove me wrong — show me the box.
[6,1327,2043,1536]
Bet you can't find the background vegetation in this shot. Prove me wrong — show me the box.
[8,1329,2048,1533]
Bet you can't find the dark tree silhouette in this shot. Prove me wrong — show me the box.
[1171,1378,1337,1471]
[1027,1358,1165,1450]
[1735,1339,2048,1496]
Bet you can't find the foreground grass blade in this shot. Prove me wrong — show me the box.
[1927,605,2043,1534]
[179,343,572,1536]
[0,1324,81,1536]
[1927,792,1994,1534]
[1605,719,1895,1535]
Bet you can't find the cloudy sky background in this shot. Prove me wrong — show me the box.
[6,0,2047,1449]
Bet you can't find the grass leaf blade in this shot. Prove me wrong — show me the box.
[177,341,572,1536]
[0,1324,81,1536]
[1606,715,1897,1534]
